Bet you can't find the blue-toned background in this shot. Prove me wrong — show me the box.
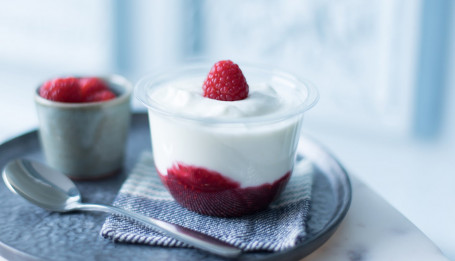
[0,0,453,259]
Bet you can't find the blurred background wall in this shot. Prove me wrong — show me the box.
[0,0,453,259]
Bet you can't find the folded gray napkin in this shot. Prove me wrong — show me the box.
[100,151,313,252]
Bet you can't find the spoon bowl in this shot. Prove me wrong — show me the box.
[2,159,241,258]
[3,159,81,212]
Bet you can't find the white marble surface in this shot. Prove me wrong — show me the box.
[302,122,455,260]
[304,176,447,261]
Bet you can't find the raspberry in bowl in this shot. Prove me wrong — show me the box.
[135,61,318,217]
[35,75,132,179]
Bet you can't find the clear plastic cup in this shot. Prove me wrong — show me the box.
[135,62,318,217]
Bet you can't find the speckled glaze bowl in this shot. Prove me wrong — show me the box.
[35,75,132,179]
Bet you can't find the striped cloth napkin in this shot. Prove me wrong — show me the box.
[100,151,313,252]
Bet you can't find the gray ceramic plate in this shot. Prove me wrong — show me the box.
[0,113,351,261]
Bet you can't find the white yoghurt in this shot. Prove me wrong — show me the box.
[148,78,300,119]
[148,78,305,187]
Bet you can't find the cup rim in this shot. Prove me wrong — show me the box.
[135,62,319,125]
[35,74,132,109]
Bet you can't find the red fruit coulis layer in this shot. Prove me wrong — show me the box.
[158,163,291,217]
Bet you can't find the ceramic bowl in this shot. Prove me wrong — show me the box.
[35,75,132,179]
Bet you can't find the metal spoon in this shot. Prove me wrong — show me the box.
[2,159,241,258]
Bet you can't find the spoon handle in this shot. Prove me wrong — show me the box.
[74,203,241,258]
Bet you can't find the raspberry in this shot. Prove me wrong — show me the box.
[85,90,116,102]
[79,77,109,101]
[39,76,116,103]
[39,77,82,103]
[202,60,249,101]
